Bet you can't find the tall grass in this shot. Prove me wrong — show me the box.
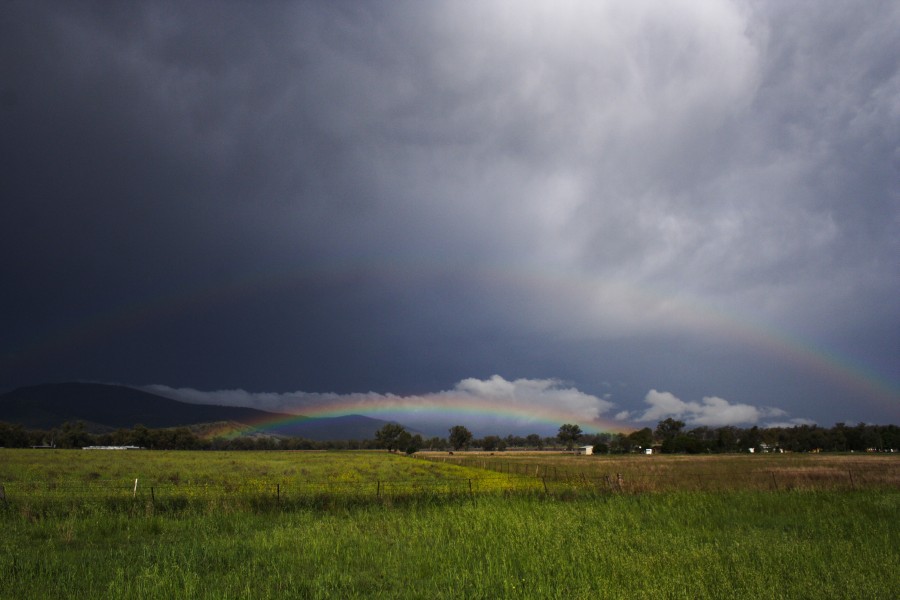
[0,450,536,514]
[2,491,897,599]
[1,450,897,598]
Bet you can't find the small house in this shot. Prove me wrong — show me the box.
[576,445,594,456]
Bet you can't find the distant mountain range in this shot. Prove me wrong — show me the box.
[0,382,399,441]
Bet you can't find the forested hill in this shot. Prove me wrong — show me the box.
[0,382,295,430]
[0,382,401,441]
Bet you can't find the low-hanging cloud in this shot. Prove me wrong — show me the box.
[144,375,616,436]
[619,389,807,427]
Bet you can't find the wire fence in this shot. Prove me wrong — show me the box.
[2,457,896,514]
[0,474,548,513]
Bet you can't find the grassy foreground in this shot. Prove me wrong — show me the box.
[1,451,898,599]
[1,491,897,599]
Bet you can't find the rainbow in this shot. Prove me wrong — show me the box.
[13,261,899,422]
[668,297,899,408]
[197,394,632,441]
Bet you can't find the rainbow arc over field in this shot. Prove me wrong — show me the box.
[200,394,631,440]
[15,261,900,424]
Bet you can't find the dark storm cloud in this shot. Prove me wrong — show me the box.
[2,1,897,426]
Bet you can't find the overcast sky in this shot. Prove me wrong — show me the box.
[2,1,898,435]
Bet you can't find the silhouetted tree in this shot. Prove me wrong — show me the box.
[525,433,543,449]
[375,423,408,452]
[481,435,503,451]
[448,425,473,451]
[557,424,583,450]
[628,427,654,451]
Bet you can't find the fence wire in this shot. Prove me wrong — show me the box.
[0,474,545,510]
[1,459,896,512]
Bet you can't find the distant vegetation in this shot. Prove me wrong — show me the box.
[1,418,897,453]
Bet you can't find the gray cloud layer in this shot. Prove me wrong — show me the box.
[2,1,898,425]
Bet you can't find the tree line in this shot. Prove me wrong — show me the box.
[0,418,897,453]
[601,419,900,454]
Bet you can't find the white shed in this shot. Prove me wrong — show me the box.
[576,445,594,455]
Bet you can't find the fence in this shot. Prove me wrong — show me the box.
[2,457,896,514]
[0,474,550,513]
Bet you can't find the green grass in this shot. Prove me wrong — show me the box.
[0,450,537,513]
[1,450,898,599]
[1,491,897,599]
[0,449,486,484]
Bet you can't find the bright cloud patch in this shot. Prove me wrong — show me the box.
[623,389,804,427]
[145,379,810,432]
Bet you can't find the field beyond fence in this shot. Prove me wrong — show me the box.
[1,450,897,514]
[426,451,900,493]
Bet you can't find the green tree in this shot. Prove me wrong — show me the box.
[481,435,503,451]
[448,425,473,451]
[628,427,654,451]
[0,422,29,447]
[743,425,763,452]
[525,433,543,449]
[557,423,583,450]
[56,421,92,448]
[393,429,410,452]
[655,418,685,441]
[404,434,424,455]
[375,423,408,452]
[131,424,152,448]
[655,419,687,453]
[716,426,739,452]
[426,436,446,450]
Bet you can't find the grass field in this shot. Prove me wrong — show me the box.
[430,451,900,492]
[1,450,898,599]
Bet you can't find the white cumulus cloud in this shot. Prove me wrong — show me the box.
[632,389,800,427]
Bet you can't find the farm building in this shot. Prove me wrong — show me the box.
[576,445,594,455]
